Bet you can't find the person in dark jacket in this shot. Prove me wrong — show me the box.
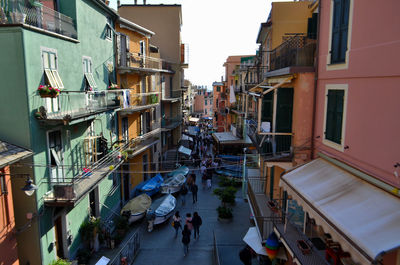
[192,212,202,239]
[182,224,191,256]
[191,183,198,203]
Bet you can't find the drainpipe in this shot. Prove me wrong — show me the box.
[310,0,321,159]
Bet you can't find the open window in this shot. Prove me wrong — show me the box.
[42,49,62,113]
[83,57,97,90]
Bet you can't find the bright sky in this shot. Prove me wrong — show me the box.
[110,0,275,89]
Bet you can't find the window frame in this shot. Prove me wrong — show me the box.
[322,84,348,151]
[41,47,61,113]
[326,0,354,71]
[105,17,113,41]
[83,56,97,89]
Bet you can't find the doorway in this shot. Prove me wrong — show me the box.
[89,187,99,218]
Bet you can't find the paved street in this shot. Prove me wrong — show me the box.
[131,168,251,265]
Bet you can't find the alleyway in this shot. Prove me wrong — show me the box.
[131,164,251,265]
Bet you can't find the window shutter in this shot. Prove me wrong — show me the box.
[325,90,344,144]
[126,35,130,52]
[116,34,121,66]
[331,0,342,63]
[339,0,350,62]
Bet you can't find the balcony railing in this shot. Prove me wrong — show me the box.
[162,89,181,100]
[109,230,140,265]
[118,90,160,113]
[124,129,161,159]
[1,0,77,39]
[269,35,316,72]
[161,116,182,129]
[44,140,130,206]
[246,121,292,157]
[34,90,123,125]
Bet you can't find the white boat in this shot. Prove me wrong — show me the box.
[152,194,177,225]
[160,173,187,194]
[120,194,152,224]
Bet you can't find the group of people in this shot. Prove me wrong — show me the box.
[180,173,198,205]
[200,156,219,190]
[172,211,203,256]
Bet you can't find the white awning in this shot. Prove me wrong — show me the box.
[280,158,400,264]
[178,145,192,156]
[181,135,193,142]
[243,227,268,256]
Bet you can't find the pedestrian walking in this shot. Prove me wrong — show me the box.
[185,213,193,233]
[172,211,182,238]
[191,183,198,203]
[190,173,196,184]
[182,224,191,256]
[201,172,207,190]
[180,184,188,206]
[192,212,202,239]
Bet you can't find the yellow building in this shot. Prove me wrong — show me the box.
[115,17,171,202]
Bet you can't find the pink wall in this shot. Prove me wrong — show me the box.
[314,0,400,187]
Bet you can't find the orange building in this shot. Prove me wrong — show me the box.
[0,141,32,265]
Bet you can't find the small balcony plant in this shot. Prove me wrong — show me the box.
[108,84,119,89]
[38,85,60,98]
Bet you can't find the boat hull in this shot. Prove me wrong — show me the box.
[160,185,181,194]
[128,212,146,224]
[154,210,175,225]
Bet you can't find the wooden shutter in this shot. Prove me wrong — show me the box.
[276,88,293,152]
[261,92,273,123]
[339,0,350,62]
[331,0,342,63]
[325,90,344,144]
[120,34,127,67]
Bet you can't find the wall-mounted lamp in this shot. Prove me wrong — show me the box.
[21,177,38,196]
[0,174,38,196]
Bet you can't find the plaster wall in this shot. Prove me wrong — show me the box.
[315,0,400,187]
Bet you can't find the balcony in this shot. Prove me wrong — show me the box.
[247,178,328,265]
[246,121,292,159]
[117,52,173,74]
[180,43,189,68]
[161,115,182,130]
[124,128,161,159]
[118,90,160,114]
[162,89,181,102]
[34,90,123,125]
[43,141,129,206]
[1,0,77,39]
[269,35,316,72]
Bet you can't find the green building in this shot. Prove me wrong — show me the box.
[0,0,123,264]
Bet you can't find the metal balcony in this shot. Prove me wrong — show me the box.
[124,128,161,159]
[161,115,182,130]
[1,0,77,39]
[43,142,129,206]
[118,90,160,114]
[269,35,316,72]
[118,52,173,74]
[162,89,181,102]
[34,90,123,125]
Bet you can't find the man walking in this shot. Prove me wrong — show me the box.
[192,212,202,239]
[191,183,198,204]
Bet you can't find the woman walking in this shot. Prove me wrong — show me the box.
[172,211,182,238]
[182,224,191,256]
[192,212,202,239]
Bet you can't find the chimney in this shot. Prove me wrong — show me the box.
[134,0,137,4]
[117,0,120,7]
[143,0,146,4]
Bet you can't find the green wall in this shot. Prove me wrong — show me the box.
[0,0,119,264]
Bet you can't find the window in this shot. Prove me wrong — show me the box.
[0,173,7,195]
[105,17,112,40]
[205,100,207,106]
[48,130,63,182]
[217,86,220,92]
[323,85,347,150]
[330,0,350,64]
[42,49,63,113]
[122,117,129,142]
[83,57,97,89]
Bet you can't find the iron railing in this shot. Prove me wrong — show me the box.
[109,230,141,265]
[43,140,130,205]
[117,90,160,112]
[34,90,123,124]
[163,89,180,99]
[269,35,316,72]
[161,115,182,129]
[1,0,77,39]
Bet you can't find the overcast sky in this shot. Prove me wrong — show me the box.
[110,0,274,89]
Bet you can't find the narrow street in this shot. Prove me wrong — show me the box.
[130,165,251,265]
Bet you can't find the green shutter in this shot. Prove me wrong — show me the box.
[331,0,342,63]
[325,90,344,144]
[276,88,293,152]
[261,93,273,122]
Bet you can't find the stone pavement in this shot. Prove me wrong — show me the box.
[89,155,252,265]
[131,168,251,265]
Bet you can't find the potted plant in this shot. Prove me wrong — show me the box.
[217,206,233,222]
[108,84,119,89]
[49,259,72,265]
[213,186,237,206]
[79,217,102,252]
[38,85,60,98]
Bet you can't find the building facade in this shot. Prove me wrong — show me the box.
[0,0,122,263]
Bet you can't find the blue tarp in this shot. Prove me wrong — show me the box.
[135,174,163,197]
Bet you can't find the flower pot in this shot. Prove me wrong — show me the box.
[40,94,57,98]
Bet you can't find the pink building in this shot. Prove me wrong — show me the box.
[279,1,400,264]
[193,87,213,118]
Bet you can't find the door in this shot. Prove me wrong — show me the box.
[48,130,64,183]
[89,187,99,218]
[54,215,65,259]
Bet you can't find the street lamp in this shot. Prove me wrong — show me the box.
[21,177,38,196]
